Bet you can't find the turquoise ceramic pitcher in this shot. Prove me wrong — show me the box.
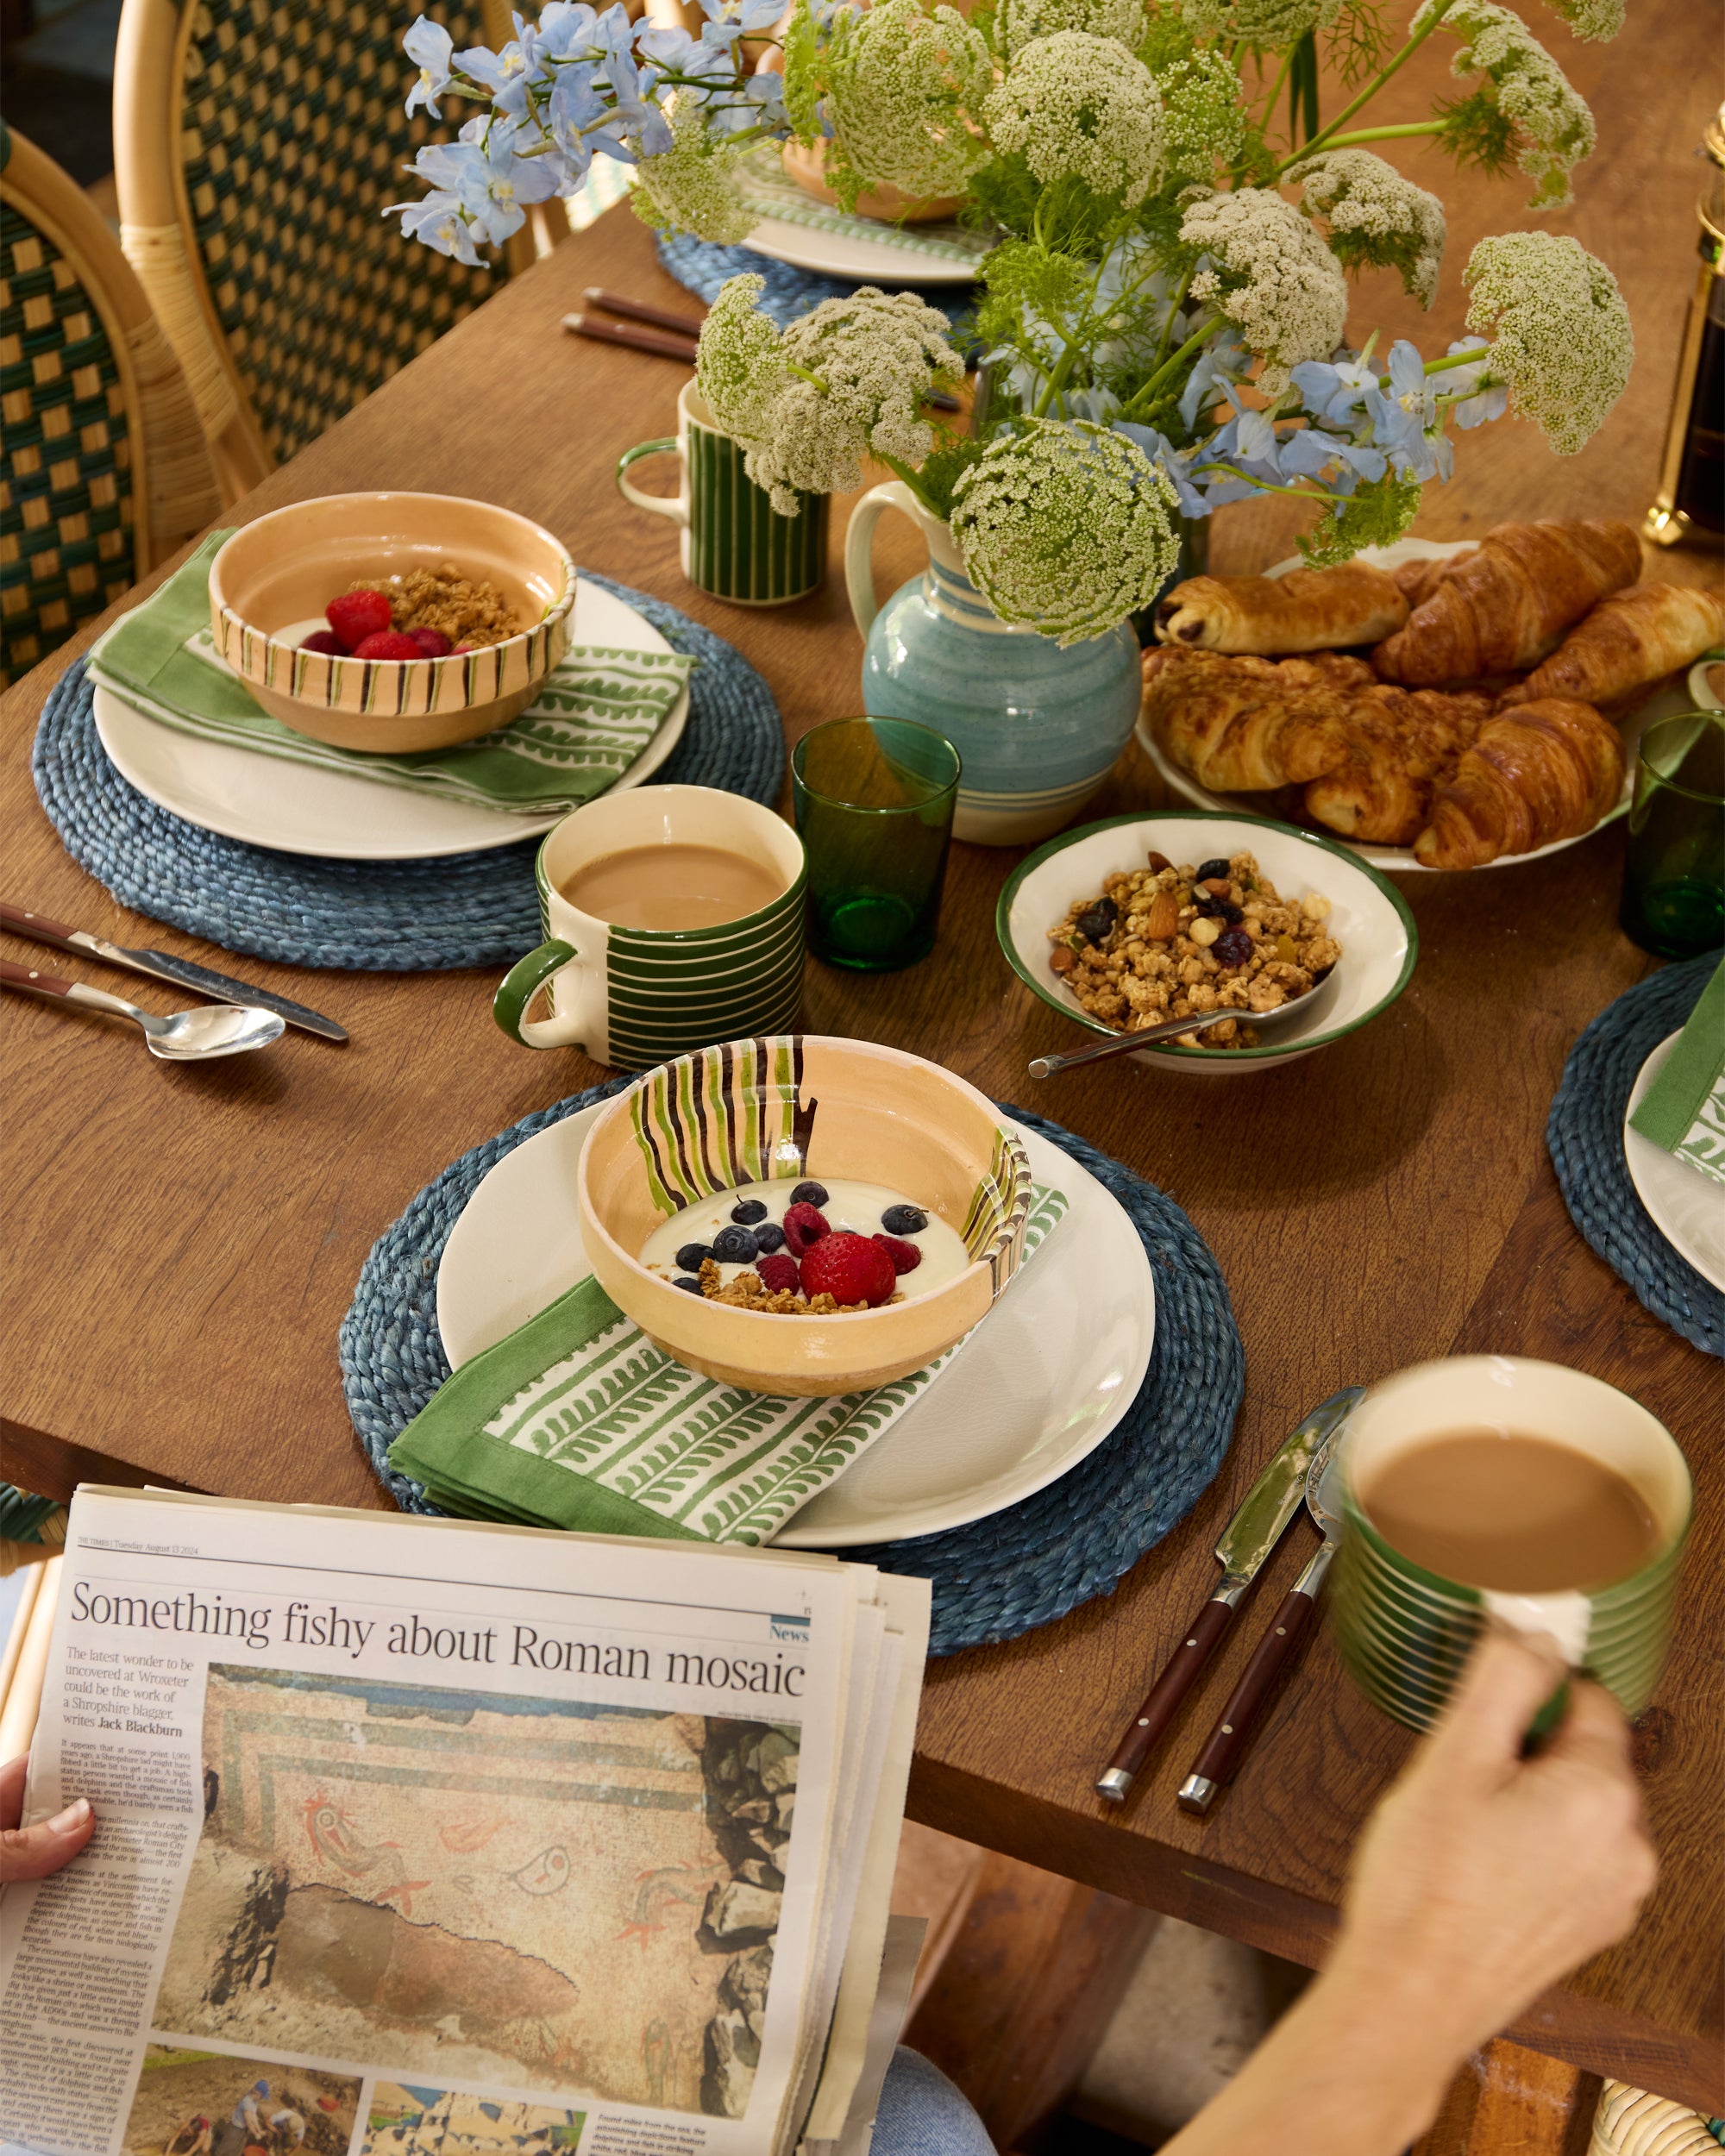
[845,480,1144,846]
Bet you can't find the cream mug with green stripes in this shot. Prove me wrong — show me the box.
[492,785,806,1070]
[616,382,828,607]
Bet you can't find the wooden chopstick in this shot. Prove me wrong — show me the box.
[585,286,706,338]
[564,311,699,363]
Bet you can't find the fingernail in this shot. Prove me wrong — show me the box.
[48,1798,90,1832]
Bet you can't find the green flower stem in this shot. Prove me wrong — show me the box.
[875,451,945,518]
[1032,338,1082,418]
[785,360,830,392]
[1272,0,1458,175]
[1319,122,1446,146]
[1192,464,1344,505]
[1423,345,1494,374]
[1120,317,1220,421]
[1258,45,1296,132]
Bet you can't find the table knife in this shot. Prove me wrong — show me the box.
[0,903,348,1042]
[1095,1386,1363,1803]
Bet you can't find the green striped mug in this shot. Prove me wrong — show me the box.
[616,381,828,607]
[1332,1357,1691,1730]
[492,785,806,1070]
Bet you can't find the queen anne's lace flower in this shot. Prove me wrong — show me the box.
[984,33,1167,209]
[1418,0,1596,210]
[995,0,1145,60]
[1464,230,1632,454]
[1180,186,1349,394]
[634,101,756,242]
[949,420,1182,644]
[695,273,793,442]
[1157,50,1247,180]
[1542,0,1623,38]
[819,0,994,204]
[1289,148,1446,308]
[1173,0,1340,41]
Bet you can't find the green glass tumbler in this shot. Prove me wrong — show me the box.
[792,717,960,971]
[1620,711,1725,961]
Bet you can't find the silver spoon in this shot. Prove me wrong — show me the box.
[1,959,285,1060]
[1029,961,1340,1079]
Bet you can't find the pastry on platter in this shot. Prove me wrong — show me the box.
[1371,519,1642,685]
[1302,685,1497,846]
[1153,561,1408,653]
[1498,584,1725,710]
[1414,699,1626,870]
[1139,648,1360,791]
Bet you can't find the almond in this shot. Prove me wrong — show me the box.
[1142,890,1181,941]
[1201,877,1233,897]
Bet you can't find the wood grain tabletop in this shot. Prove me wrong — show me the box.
[3,10,1722,2110]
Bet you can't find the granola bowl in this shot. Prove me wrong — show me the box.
[998,812,1417,1075]
[208,492,576,753]
[576,1034,1033,1395]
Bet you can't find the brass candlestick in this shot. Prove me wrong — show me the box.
[1645,103,1725,547]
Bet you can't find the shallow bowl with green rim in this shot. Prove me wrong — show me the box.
[997,811,1417,1074]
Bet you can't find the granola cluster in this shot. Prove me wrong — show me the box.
[348,563,520,649]
[693,1256,902,1317]
[1048,847,1341,1051]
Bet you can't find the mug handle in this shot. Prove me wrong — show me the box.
[844,479,921,642]
[493,940,600,1050]
[616,439,687,526]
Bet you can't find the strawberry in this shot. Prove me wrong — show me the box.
[756,1253,801,1295]
[408,626,454,657]
[354,630,428,661]
[873,1233,922,1275]
[782,1201,830,1257]
[326,589,393,651]
[298,630,346,656]
[800,1232,897,1308]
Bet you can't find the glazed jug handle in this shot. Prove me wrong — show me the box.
[845,479,923,642]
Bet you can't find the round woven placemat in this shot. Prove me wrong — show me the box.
[31,573,784,974]
[1547,954,1722,1358]
[656,231,973,329]
[341,1092,1244,1657]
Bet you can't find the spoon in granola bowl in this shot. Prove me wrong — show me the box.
[1028,962,1340,1078]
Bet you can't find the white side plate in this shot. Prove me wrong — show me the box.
[92,578,690,861]
[741,218,982,285]
[435,1106,1156,1547]
[1623,1031,1725,1294]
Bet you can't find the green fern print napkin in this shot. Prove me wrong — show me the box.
[389,1186,1069,1545]
[1628,957,1725,1188]
[87,535,691,814]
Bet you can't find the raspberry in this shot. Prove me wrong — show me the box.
[354,630,428,661]
[408,626,454,657]
[756,1254,801,1295]
[799,1232,896,1307]
[325,590,393,651]
[782,1202,830,1257]
[299,630,346,656]
[874,1234,922,1275]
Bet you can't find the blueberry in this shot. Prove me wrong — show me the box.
[1075,898,1117,945]
[791,1181,828,1207]
[753,1222,786,1253]
[675,1241,714,1273]
[674,1275,705,1295]
[1195,893,1243,923]
[731,1198,768,1224]
[1195,856,1232,883]
[712,1224,760,1263]
[1213,925,1254,969]
[881,1204,927,1235]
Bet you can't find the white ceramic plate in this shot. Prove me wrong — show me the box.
[92,579,690,862]
[741,219,983,285]
[435,1106,1155,1546]
[998,808,1416,1075]
[1136,536,1667,874]
[1623,1031,1725,1294]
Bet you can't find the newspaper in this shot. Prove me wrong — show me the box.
[0,1489,930,2156]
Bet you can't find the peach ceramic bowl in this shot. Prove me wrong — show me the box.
[779,139,964,223]
[577,1034,1034,1395]
[208,492,577,753]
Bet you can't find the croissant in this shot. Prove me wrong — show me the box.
[1498,584,1725,710]
[1303,686,1497,845]
[1413,699,1626,869]
[1155,562,1409,653]
[1372,520,1643,685]
[1392,554,1464,609]
[1141,649,1358,790]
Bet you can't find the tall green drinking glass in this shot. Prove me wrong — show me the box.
[1620,711,1725,960]
[792,717,961,971]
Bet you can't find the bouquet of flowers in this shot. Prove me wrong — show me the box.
[391,0,1634,643]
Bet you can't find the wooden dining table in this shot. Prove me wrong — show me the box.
[4,11,1722,2122]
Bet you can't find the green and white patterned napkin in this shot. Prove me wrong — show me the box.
[390,1186,1069,1546]
[1628,957,1725,1187]
[87,534,693,814]
[737,146,993,269]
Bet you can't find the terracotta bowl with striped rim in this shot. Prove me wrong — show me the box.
[577,1035,1035,1395]
[208,492,576,753]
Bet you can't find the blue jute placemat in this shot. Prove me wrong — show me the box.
[656,231,975,331]
[341,1093,1244,1657]
[1547,953,1723,1358]
[30,573,784,974]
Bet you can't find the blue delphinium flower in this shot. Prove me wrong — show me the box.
[1290,348,1379,428]
[1177,328,1248,434]
[455,36,537,116]
[1113,423,1210,517]
[1361,337,1452,481]
[404,16,455,116]
[1279,426,1385,488]
[386,189,485,266]
[1444,334,1510,428]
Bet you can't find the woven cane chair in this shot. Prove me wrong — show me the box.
[113,0,536,497]
[1,124,220,689]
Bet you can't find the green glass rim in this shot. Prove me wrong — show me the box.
[791,715,962,816]
[1636,709,1725,805]
[995,809,1420,1064]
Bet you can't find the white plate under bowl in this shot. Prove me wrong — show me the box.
[92,578,689,861]
[1137,536,1653,873]
[998,808,1416,1075]
[741,218,982,285]
[1623,1031,1725,1294]
[435,1106,1155,1546]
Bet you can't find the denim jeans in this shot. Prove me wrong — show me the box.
[872,2047,995,2155]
